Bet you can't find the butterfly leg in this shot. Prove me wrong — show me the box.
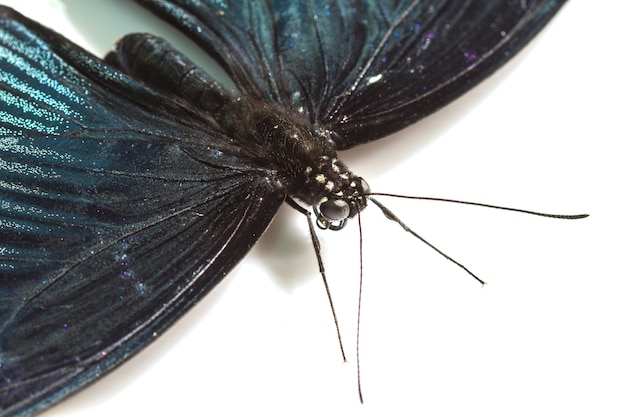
[286,197,346,361]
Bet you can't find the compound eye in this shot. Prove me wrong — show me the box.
[359,177,371,194]
[319,199,350,221]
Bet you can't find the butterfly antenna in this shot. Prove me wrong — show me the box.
[356,211,365,403]
[368,197,486,285]
[369,193,589,220]
[287,197,347,361]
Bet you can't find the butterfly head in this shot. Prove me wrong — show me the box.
[305,155,370,231]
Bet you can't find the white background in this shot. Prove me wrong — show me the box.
[2,1,624,416]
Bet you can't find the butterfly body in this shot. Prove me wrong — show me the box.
[109,32,369,223]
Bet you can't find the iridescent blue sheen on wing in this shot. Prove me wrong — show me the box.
[138,0,566,148]
[0,8,284,416]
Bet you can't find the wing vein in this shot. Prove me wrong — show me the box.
[328,0,421,119]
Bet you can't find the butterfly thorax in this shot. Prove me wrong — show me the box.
[236,101,369,228]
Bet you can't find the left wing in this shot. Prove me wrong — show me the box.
[0,8,284,416]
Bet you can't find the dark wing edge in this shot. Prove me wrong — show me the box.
[329,0,569,148]
[0,7,284,416]
[1,182,283,417]
[134,0,567,149]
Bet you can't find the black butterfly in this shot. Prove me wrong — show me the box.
[1,1,569,416]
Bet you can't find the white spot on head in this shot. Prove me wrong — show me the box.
[325,181,334,191]
[316,174,326,183]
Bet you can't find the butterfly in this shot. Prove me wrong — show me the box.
[0,1,573,416]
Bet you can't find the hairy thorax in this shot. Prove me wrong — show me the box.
[234,101,369,228]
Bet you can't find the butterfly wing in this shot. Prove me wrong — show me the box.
[0,8,284,415]
[136,0,566,149]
